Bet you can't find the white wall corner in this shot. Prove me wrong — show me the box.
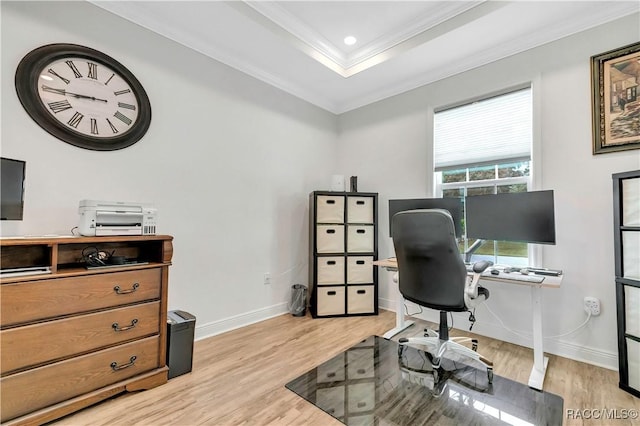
[194,302,289,341]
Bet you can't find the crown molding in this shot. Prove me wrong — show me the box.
[89,1,340,112]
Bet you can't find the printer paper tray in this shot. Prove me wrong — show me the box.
[95,226,142,236]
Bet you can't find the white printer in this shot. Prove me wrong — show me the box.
[78,200,157,236]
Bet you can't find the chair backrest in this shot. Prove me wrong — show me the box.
[391,209,468,312]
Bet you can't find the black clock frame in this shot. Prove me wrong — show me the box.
[15,43,151,151]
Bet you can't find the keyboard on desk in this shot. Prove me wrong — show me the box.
[481,270,544,283]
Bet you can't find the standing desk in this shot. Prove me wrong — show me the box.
[373,258,563,391]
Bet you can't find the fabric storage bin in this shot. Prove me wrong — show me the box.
[317,286,345,316]
[316,225,345,253]
[347,286,374,314]
[346,225,374,253]
[317,257,345,285]
[347,197,374,224]
[316,195,345,223]
[347,256,373,284]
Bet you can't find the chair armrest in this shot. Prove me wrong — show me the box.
[472,260,493,273]
[465,260,493,308]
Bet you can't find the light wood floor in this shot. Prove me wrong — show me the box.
[53,310,640,426]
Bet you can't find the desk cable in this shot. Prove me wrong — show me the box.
[483,302,593,340]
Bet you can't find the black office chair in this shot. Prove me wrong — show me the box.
[391,209,494,383]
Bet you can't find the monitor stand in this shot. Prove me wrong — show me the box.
[464,239,485,263]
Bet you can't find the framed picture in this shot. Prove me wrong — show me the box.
[591,42,640,154]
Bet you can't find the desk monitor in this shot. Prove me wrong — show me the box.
[389,197,463,238]
[465,190,556,245]
[1,157,26,221]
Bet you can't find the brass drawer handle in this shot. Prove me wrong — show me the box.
[112,318,138,332]
[113,282,139,294]
[110,355,137,371]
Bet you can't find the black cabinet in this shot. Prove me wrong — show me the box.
[613,170,640,398]
[309,191,378,318]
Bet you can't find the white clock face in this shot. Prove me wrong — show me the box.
[37,57,140,138]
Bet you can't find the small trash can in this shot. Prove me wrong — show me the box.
[289,284,307,317]
[166,310,196,379]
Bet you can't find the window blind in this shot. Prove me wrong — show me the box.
[434,87,532,171]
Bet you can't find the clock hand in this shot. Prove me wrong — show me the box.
[65,92,109,103]
[41,85,108,102]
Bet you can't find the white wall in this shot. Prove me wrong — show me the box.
[337,14,640,369]
[1,1,338,337]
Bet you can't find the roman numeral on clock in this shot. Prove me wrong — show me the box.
[90,118,99,135]
[48,100,72,114]
[48,69,70,84]
[65,60,82,78]
[117,102,136,110]
[106,118,119,134]
[114,111,132,126]
[87,62,98,80]
[67,112,84,128]
[114,89,131,96]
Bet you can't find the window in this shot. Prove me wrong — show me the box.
[434,87,532,266]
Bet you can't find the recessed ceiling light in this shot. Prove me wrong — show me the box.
[344,36,357,46]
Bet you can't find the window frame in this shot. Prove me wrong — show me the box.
[431,81,542,266]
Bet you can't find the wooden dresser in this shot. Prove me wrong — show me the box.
[0,235,173,425]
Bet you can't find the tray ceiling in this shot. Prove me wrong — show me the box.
[90,1,640,114]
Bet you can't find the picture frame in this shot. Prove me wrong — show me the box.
[591,42,640,155]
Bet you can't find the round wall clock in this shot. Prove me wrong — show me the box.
[15,43,151,151]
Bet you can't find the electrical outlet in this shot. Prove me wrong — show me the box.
[583,296,601,316]
[263,273,271,285]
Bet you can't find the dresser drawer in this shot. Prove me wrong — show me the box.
[317,256,345,285]
[316,225,345,253]
[316,195,345,223]
[0,336,160,423]
[1,301,160,374]
[1,268,162,327]
[347,196,374,224]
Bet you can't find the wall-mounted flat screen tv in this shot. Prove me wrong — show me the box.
[1,157,26,221]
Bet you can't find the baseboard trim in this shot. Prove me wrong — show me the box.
[194,302,289,341]
[378,297,618,370]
